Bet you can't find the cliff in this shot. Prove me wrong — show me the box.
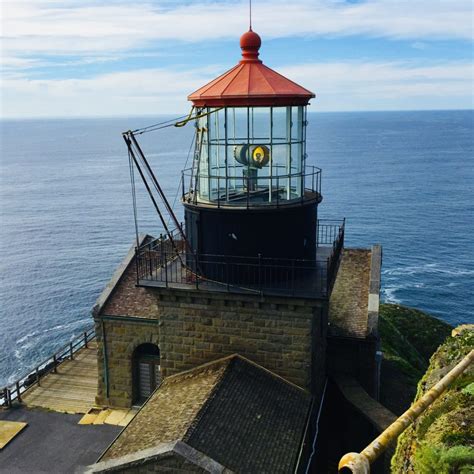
[379,304,452,414]
[391,324,474,473]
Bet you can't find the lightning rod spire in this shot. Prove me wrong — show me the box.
[249,0,252,30]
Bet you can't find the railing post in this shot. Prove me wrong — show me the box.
[69,342,74,360]
[160,234,164,269]
[53,354,58,373]
[148,246,153,278]
[195,253,199,290]
[291,259,296,296]
[3,387,8,408]
[36,367,41,387]
[7,388,12,407]
[84,331,88,348]
[135,247,140,286]
[16,381,21,403]
[164,250,169,287]
[226,255,230,291]
[326,257,330,296]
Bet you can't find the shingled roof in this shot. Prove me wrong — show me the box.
[96,355,311,473]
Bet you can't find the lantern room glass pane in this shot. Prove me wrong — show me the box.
[193,105,307,205]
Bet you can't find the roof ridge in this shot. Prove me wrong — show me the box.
[162,354,234,384]
[181,357,236,442]
[92,233,149,318]
[235,354,310,393]
[220,64,247,96]
[260,63,315,96]
[188,64,241,99]
[254,64,277,95]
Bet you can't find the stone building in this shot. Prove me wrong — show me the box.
[90,28,382,473]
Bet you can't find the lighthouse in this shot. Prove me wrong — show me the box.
[93,29,380,441]
[183,30,322,282]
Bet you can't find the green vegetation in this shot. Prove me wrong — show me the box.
[413,445,474,474]
[391,325,474,473]
[380,303,452,364]
[379,304,452,414]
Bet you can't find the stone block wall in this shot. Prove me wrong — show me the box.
[326,335,379,397]
[95,260,327,407]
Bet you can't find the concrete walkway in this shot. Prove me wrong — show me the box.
[0,407,121,473]
[333,374,397,432]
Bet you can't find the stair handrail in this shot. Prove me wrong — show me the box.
[338,349,474,473]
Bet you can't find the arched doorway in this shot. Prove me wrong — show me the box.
[132,343,161,404]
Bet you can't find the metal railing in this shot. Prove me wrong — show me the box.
[137,250,328,297]
[318,219,345,245]
[326,219,345,295]
[1,326,95,408]
[136,220,345,299]
[181,165,322,208]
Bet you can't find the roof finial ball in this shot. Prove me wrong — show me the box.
[240,29,262,63]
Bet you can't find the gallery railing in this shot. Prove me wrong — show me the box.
[136,220,345,299]
[181,165,322,208]
[0,326,95,408]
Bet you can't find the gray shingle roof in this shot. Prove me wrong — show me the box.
[184,356,311,473]
[100,355,311,473]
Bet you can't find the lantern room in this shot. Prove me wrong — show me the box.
[182,29,323,275]
[185,30,319,208]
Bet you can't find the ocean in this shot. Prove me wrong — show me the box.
[0,110,472,387]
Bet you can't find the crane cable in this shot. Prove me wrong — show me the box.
[131,106,223,135]
[165,131,196,228]
[128,146,140,249]
[125,106,265,294]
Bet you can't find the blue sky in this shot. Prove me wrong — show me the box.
[1,0,473,117]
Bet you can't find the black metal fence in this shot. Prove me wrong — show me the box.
[1,327,95,408]
[325,219,345,295]
[136,220,345,299]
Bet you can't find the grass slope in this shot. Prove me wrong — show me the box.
[379,304,452,414]
[391,326,474,473]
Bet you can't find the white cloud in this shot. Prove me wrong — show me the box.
[280,61,474,110]
[2,61,472,117]
[1,0,472,61]
[1,1,472,116]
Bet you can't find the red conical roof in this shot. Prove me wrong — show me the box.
[188,30,315,107]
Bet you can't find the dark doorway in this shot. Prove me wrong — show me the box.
[132,343,161,404]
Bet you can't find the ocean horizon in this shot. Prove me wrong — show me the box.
[1,109,473,387]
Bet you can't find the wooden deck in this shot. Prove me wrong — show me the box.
[22,341,98,414]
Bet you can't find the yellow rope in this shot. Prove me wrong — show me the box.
[174,106,223,127]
